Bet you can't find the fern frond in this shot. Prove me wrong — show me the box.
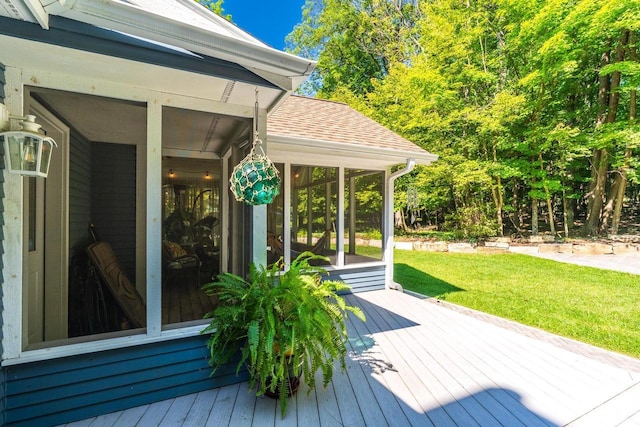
[201,251,367,417]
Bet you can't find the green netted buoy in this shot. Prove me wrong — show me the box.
[230,140,280,205]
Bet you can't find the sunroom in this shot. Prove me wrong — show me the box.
[0,1,316,345]
[265,95,437,291]
[0,0,317,425]
[0,1,435,425]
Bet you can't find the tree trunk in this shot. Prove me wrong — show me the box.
[611,32,637,235]
[488,141,504,236]
[586,49,610,215]
[396,210,408,232]
[531,176,539,236]
[562,187,569,237]
[515,182,525,230]
[531,197,539,236]
[566,199,575,231]
[599,31,629,233]
[585,43,616,235]
[538,152,556,235]
[602,177,621,234]
[585,148,609,235]
[610,151,631,235]
[494,176,504,237]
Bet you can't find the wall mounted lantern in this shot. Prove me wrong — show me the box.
[0,103,57,178]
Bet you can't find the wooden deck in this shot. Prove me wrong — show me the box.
[61,290,640,426]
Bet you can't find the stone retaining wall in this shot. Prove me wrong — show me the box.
[394,238,640,255]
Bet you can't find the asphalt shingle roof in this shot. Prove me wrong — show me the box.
[267,95,435,158]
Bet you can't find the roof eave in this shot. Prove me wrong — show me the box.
[43,0,316,88]
[268,135,438,166]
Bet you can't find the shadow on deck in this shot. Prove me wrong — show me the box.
[59,290,640,427]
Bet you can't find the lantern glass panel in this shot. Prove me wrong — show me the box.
[39,139,54,175]
[21,137,39,173]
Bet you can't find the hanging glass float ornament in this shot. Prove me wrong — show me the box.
[230,137,280,205]
[230,89,280,205]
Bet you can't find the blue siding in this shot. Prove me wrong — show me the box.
[4,335,247,427]
[328,265,387,293]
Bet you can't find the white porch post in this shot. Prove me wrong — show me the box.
[221,147,232,273]
[306,169,313,246]
[336,166,345,267]
[348,175,356,255]
[251,107,268,267]
[283,162,292,269]
[384,159,415,289]
[146,96,162,336]
[2,66,25,359]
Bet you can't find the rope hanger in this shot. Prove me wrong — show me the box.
[229,88,281,205]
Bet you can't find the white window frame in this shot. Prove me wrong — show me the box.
[269,157,388,273]
[1,66,258,366]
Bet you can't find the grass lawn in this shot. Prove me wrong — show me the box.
[393,250,640,359]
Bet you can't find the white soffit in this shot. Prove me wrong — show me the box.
[0,34,283,109]
[268,136,438,168]
[42,0,316,83]
[0,0,47,27]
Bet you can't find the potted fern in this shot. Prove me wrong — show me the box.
[201,251,365,417]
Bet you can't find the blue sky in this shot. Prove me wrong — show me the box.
[223,1,307,50]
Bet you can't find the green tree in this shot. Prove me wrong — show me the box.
[288,0,421,96]
[194,0,230,20]
[286,0,640,238]
[512,0,640,235]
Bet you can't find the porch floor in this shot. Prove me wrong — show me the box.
[61,290,640,426]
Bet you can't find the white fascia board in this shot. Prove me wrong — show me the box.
[2,0,46,25]
[173,0,266,47]
[44,0,316,86]
[23,0,49,28]
[268,135,438,167]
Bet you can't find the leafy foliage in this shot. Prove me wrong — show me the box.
[288,0,640,237]
[194,0,230,20]
[201,251,365,417]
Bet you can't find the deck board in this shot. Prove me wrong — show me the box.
[295,382,321,426]
[161,394,197,424]
[382,293,591,416]
[366,292,552,424]
[325,353,367,427]
[228,384,257,426]
[112,405,148,425]
[565,382,640,426]
[136,399,173,426]
[313,370,343,427]
[182,389,217,426]
[618,410,640,427]
[359,293,483,424]
[346,299,433,426]
[57,289,640,427]
[274,394,298,427]
[74,411,124,427]
[251,396,277,426]
[205,383,239,426]
[394,296,600,424]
